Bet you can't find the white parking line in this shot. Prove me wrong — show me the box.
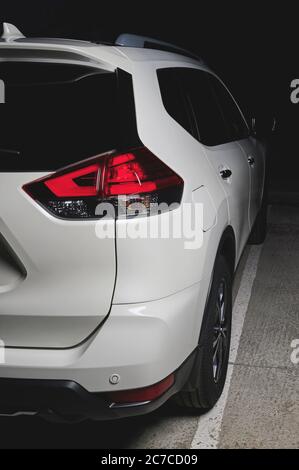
[191,245,263,449]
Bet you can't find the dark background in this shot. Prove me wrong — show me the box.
[0,1,297,448]
[1,1,298,197]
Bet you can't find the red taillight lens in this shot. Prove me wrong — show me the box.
[104,151,180,197]
[44,163,101,197]
[109,374,175,405]
[23,147,184,219]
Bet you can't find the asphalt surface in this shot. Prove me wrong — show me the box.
[0,205,298,449]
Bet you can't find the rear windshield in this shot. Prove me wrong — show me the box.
[0,62,139,171]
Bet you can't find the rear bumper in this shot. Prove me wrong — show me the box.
[0,283,204,393]
[0,351,196,421]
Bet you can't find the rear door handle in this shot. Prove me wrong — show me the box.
[248,155,255,166]
[220,169,232,179]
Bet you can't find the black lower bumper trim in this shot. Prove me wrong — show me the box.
[0,350,197,421]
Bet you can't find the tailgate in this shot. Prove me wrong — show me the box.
[0,55,137,348]
[0,173,116,348]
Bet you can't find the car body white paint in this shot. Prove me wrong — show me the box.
[0,40,265,395]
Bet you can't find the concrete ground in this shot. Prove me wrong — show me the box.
[0,205,298,449]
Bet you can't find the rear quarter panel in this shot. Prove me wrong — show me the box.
[113,61,230,304]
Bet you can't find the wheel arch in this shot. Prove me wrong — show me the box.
[217,226,236,277]
[197,225,236,348]
[180,225,236,393]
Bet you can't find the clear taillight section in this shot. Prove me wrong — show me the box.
[23,147,184,219]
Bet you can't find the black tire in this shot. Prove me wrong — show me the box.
[174,255,232,410]
[248,190,268,245]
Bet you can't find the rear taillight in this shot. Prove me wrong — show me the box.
[23,147,184,219]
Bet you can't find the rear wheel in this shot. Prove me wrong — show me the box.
[174,255,232,410]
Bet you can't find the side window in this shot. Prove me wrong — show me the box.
[209,75,249,141]
[157,68,247,146]
[157,69,195,138]
[179,69,228,146]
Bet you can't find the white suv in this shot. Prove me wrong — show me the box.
[0,24,267,421]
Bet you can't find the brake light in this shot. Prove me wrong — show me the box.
[23,147,184,219]
[45,163,100,197]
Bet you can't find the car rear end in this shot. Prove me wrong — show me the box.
[0,42,207,420]
[0,49,132,350]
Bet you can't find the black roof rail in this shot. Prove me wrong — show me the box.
[115,33,204,63]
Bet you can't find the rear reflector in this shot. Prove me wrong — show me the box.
[109,374,175,405]
[23,147,184,219]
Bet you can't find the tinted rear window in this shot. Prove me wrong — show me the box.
[0,62,139,171]
[157,68,196,138]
